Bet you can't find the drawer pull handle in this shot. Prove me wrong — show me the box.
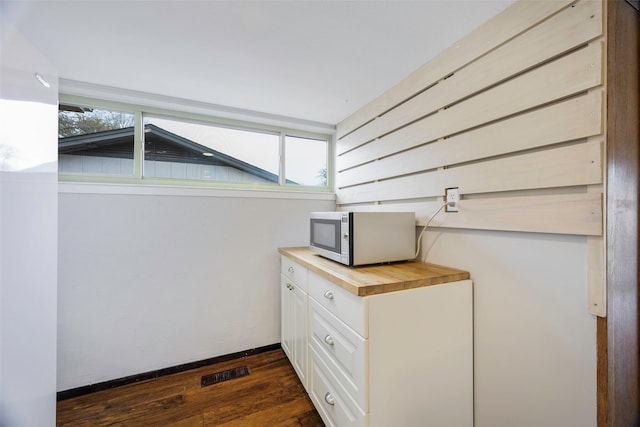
[324,392,335,406]
[286,283,294,290]
[324,335,335,346]
[288,266,295,273]
[323,290,334,300]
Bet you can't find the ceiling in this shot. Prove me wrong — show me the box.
[2,0,513,125]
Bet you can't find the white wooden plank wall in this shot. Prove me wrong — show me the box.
[335,0,605,238]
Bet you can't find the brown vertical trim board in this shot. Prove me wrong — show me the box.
[597,317,609,427]
[599,1,640,426]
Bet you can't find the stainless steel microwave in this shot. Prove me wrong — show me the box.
[309,211,416,266]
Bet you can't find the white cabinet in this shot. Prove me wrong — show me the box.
[280,257,309,390]
[280,249,473,427]
[308,271,473,427]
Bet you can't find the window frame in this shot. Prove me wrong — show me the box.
[58,94,334,192]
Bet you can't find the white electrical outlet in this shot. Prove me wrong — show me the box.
[445,187,459,212]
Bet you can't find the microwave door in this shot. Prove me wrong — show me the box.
[310,217,343,263]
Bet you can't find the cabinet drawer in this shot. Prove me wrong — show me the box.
[309,346,368,427]
[281,256,307,291]
[308,271,367,338]
[310,298,367,411]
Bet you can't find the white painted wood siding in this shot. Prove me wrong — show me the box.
[336,0,605,238]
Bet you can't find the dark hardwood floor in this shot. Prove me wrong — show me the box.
[57,349,324,426]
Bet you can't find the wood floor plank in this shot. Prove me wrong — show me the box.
[202,380,309,424]
[164,414,204,427]
[208,397,323,427]
[56,349,324,427]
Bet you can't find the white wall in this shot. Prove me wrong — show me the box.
[421,228,596,427]
[57,186,333,390]
[0,19,58,427]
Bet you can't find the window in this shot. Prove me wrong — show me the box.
[57,97,332,191]
[143,116,280,184]
[285,135,328,187]
[58,104,135,176]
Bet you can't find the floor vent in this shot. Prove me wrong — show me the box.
[201,365,250,387]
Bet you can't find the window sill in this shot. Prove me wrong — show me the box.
[58,180,336,200]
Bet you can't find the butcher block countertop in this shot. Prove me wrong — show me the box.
[278,247,470,297]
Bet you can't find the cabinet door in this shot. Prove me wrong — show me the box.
[292,284,308,389]
[280,275,294,360]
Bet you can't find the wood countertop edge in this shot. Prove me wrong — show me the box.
[278,247,470,297]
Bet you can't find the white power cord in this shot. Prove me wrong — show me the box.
[414,201,455,258]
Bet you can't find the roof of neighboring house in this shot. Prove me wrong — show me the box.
[59,124,287,183]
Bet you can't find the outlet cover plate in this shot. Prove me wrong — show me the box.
[445,187,459,212]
